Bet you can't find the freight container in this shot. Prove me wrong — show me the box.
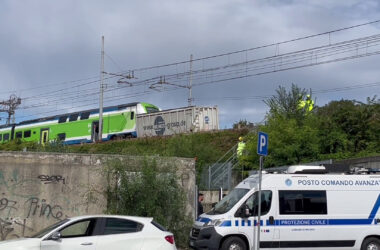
[136,106,219,137]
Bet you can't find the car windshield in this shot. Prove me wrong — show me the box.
[30,219,69,238]
[207,188,249,215]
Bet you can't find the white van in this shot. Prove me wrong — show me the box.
[189,165,380,250]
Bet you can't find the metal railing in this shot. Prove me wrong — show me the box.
[199,143,239,190]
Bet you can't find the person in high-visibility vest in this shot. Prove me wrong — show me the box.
[237,136,246,157]
[298,94,314,112]
[306,94,314,112]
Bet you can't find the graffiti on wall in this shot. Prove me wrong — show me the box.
[38,175,66,184]
[0,170,69,240]
[25,198,64,220]
[0,218,33,240]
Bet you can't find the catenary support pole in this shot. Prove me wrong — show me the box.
[99,36,104,142]
[188,54,193,106]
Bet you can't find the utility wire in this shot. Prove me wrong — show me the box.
[195,81,380,101]
[19,34,380,113]
[11,20,380,121]
[111,19,380,73]
[5,19,379,99]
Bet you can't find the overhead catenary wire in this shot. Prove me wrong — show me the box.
[13,19,380,102]
[22,32,380,107]
[107,19,380,74]
[195,81,380,101]
[18,37,380,116]
[9,20,380,121]
[16,77,380,121]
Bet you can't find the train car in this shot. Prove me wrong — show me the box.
[0,102,159,145]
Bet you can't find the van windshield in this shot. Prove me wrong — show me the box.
[207,188,249,215]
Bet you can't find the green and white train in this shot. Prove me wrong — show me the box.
[0,102,159,145]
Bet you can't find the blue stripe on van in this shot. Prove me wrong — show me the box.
[220,220,263,227]
[266,194,380,227]
[204,195,380,228]
[220,220,231,227]
[268,218,375,226]
[368,194,380,220]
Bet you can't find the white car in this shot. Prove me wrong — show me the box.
[0,215,177,250]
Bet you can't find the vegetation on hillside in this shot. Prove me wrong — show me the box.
[0,84,378,170]
[240,84,380,169]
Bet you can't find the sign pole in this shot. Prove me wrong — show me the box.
[256,131,268,250]
[256,156,263,250]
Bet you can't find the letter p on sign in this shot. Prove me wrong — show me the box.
[257,132,268,156]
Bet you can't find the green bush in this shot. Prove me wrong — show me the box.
[104,158,193,248]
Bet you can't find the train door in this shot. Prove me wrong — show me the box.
[92,121,99,142]
[11,125,15,140]
[40,128,49,145]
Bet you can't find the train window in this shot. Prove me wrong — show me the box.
[57,133,66,141]
[0,134,2,141]
[24,130,31,138]
[3,134,9,141]
[130,112,134,120]
[146,107,159,113]
[15,132,22,139]
[80,112,90,120]
[59,116,68,123]
[69,114,79,122]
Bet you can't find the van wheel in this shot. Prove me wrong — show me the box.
[361,237,380,250]
[221,236,247,250]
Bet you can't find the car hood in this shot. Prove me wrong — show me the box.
[0,238,41,249]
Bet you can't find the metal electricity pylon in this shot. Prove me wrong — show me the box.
[0,94,22,125]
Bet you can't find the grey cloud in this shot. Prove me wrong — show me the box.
[0,0,379,127]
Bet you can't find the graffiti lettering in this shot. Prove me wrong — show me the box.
[25,198,63,220]
[0,218,13,240]
[0,198,17,212]
[38,175,66,184]
[0,218,33,240]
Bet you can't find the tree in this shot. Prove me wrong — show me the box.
[264,84,311,122]
[240,85,320,169]
[317,97,380,154]
[105,158,192,248]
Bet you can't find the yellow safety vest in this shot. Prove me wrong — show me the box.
[237,142,246,157]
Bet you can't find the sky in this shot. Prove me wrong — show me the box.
[0,0,379,128]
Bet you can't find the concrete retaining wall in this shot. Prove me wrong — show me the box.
[0,152,195,240]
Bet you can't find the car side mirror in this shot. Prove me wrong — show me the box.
[50,232,61,241]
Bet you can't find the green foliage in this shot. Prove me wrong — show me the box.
[243,114,320,168]
[317,97,380,154]
[239,85,380,169]
[0,139,69,153]
[105,158,192,248]
[264,84,310,122]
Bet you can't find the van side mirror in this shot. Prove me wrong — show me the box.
[238,204,251,218]
[50,232,61,241]
[269,216,275,225]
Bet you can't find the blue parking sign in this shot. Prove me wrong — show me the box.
[257,132,268,156]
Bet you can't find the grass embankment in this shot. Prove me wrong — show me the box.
[0,129,248,166]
